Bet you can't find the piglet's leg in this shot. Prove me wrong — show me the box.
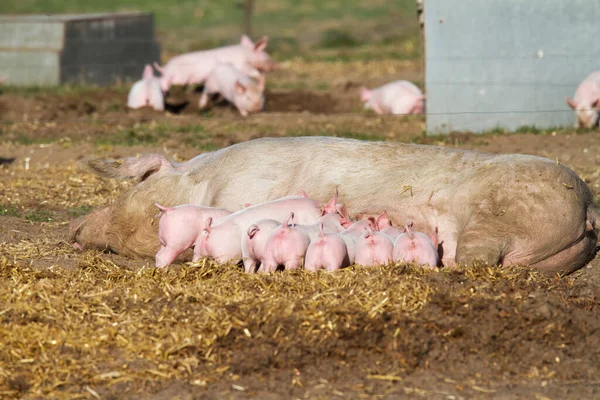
[243,258,258,274]
[156,246,181,268]
[199,91,210,109]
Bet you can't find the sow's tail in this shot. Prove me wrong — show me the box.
[87,154,174,182]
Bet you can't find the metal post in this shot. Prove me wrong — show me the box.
[243,0,255,37]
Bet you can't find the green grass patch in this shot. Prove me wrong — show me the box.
[0,204,21,217]
[0,1,420,57]
[68,205,94,218]
[24,210,53,223]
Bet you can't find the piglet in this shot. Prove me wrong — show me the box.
[242,219,281,273]
[154,35,275,93]
[261,212,311,273]
[354,225,394,267]
[360,80,424,115]
[392,224,439,269]
[304,223,350,272]
[338,218,379,264]
[376,210,404,241]
[566,71,600,128]
[127,64,165,111]
[154,204,232,268]
[199,62,265,116]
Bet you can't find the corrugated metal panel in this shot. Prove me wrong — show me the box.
[424,0,600,133]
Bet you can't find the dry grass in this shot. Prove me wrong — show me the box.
[0,252,563,399]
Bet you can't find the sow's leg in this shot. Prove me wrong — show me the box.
[455,160,598,275]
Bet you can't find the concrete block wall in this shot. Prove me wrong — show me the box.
[0,13,161,86]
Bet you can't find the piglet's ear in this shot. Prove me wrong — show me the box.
[592,99,600,109]
[322,195,338,215]
[240,34,254,48]
[142,64,154,79]
[376,210,392,229]
[204,217,213,233]
[254,36,268,52]
[566,96,578,110]
[235,81,247,94]
[429,227,439,248]
[367,216,378,231]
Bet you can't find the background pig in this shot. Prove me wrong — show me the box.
[354,226,394,267]
[566,71,600,128]
[304,223,350,272]
[154,35,275,92]
[360,80,424,115]
[154,204,232,268]
[127,64,164,111]
[242,219,281,273]
[196,195,336,263]
[393,225,439,269]
[76,136,598,276]
[199,63,265,116]
[260,213,311,273]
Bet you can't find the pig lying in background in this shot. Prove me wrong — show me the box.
[154,204,232,268]
[393,224,439,268]
[127,64,164,111]
[154,35,275,93]
[566,71,600,128]
[72,136,598,276]
[360,80,425,115]
[199,63,265,116]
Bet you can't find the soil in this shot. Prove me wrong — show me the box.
[1,65,600,399]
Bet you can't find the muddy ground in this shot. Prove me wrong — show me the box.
[1,62,600,399]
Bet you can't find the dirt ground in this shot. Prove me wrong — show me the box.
[1,63,600,399]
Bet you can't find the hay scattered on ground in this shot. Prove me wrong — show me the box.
[2,253,597,399]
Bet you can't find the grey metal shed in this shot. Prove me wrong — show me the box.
[422,0,600,133]
[0,13,161,86]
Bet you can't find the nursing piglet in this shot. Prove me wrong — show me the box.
[393,224,439,269]
[260,213,311,273]
[354,225,394,267]
[196,195,339,264]
[304,223,350,272]
[199,63,265,116]
[338,218,378,264]
[242,219,281,273]
[154,204,232,268]
[360,80,424,115]
[127,64,165,111]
